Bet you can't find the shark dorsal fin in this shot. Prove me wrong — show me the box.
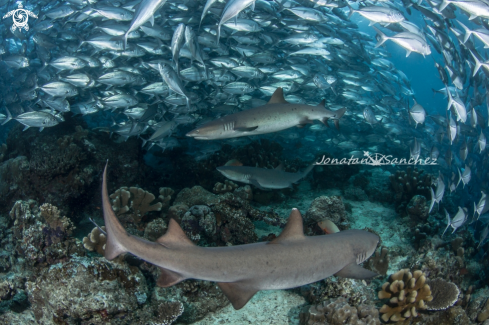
[156,219,194,248]
[275,163,284,171]
[269,208,304,244]
[317,99,326,107]
[218,281,258,310]
[267,87,288,104]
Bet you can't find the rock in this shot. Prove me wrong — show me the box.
[174,186,219,207]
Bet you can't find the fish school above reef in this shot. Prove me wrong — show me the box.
[1,0,489,323]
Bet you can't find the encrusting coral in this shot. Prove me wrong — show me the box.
[110,186,162,224]
[378,269,433,322]
[82,226,107,256]
[300,296,380,325]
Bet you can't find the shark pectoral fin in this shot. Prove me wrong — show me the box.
[156,219,195,248]
[269,208,305,244]
[335,263,378,279]
[217,282,258,310]
[157,267,186,287]
[320,118,330,127]
[267,87,289,104]
[235,126,258,132]
[249,178,266,190]
[334,120,340,130]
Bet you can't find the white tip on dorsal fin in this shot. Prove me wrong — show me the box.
[267,87,289,104]
[156,219,195,248]
[275,163,284,171]
[269,208,304,244]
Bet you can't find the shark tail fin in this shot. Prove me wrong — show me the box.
[102,162,129,260]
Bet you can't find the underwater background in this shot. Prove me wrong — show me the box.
[0,0,489,324]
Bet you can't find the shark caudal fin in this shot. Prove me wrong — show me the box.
[102,162,129,260]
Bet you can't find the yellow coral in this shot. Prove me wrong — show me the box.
[378,269,433,322]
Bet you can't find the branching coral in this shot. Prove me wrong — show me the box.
[213,180,238,194]
[390,167,433,206]
[425,278,459,311]
[110,186,162,224]
[378,269,433,322]
[83,226,107,255]
[366,247,389,276]
[158,187,174,212]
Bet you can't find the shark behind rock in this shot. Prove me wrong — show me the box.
[186,87,347,140]
[101,164,379,310]
[216,162,315,190]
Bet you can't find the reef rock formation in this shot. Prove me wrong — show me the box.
[300,297,380,325]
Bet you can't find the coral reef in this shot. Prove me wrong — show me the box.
[366,247,389,276]
[83,226,107,256]
[173,186,219,207]
[425,278,459,311]
[305,196,349,229]
[378,269,433,322]
[213,180,238,194]
[406,195,429,221]
[234,185,253,201]
[158,187,175,212]
[110,186,162,224]
[299,297,380,325]
[144,218,168,241]
[25,255,184,324]
[8,200,84,266]
[0,121,149,215]
[389,167,433,210]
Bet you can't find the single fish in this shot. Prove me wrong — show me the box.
[457,165,471,188]
[474,192,487,221]
[186,88,346,140]
[101,163,379,310]
[373,26,431,57]
[409,99,426,128]
[442,207,467,236]
[3,108,58,131]
[429,177,445,213]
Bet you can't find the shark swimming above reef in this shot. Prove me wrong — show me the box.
[217,162,315,190]
[186,87,347,140]
[101,164,379,309]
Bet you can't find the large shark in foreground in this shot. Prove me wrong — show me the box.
[102,164,378,309]
[217,163,315,189]
[186,88,347,140]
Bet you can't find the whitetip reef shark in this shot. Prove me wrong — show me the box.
[186,87,347,140]
[101,164,379,310]
[217,162,315,190]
